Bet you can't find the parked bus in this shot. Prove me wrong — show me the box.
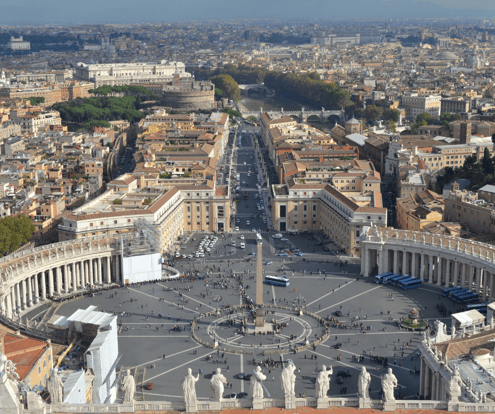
[399,278,423,290]
[382,274,400,284]
[391,275,412,286]
[264,275,290,287]
[442,286,464,297]
[374,272,392,284]
[466,303,488,311]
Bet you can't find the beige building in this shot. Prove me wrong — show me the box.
[271,179,387,256]
[58,174,231,251]
[396,190,445,232]
[73,61,191,87]
[441,97,470,114]
[444,186,495,237]
[402,94,441,120]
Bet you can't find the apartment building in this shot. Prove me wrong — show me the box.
[271,179,387,256]
[444,186,495,237]
[58,174,231,251]
[396,190,445,232]
[441,97,470,114]
[73,61,191,87]
[402,94,441,120]
[9,110,62,134]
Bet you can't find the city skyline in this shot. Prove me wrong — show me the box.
[3,0,495,25]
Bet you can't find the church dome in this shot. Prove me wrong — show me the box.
[347,117,360,125]
[435,51,459,61]
[468,54,481,69]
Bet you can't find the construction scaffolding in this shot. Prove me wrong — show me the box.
[120,219,160,259]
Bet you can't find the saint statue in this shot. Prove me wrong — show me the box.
[448,366,462,402]
[358,367,372,399]
[251,366,266,398]
[315,365,332,399]
[210,368,227,402]
[381,368,397,402]
[121,369,135,402]
[47,368,64,404]
[182,368,199,406]
[281,362,296,399]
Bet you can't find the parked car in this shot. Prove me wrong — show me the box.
[337,370,352,378]
[334,310,343,317]
[273,234,283,239]
[334,343,342,349]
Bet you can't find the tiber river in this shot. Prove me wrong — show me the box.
[237,95,301,112]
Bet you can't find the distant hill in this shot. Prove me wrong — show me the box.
[1,0,493,24]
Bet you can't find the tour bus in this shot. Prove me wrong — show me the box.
[460,296,481,305]
[383,274,405,285]
[264,275,290,287]
[398,278,423,290]
[452,292,479,303]
[466,303,488,312]
[382,274,400,284]
[442,286,464,297]
[374,272,392,284]
[390,275,413,286]
[395,276,416,287]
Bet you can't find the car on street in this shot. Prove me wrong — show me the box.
[231,241,236,246]
[240,235,244,239]
[240,243,245,249]
[273,234,283,239]
[278,252,288,257]
[235,226,239,231]
[334,310,343,317]
[252,228,256,232]
[280,238,288,242]
[237,373,245,379]
[265,260,272,265]
[225,393,237,399]
[336,376,344,384]
[335,343,342,349]
[297,252,303,257]
[229,249,235,253]
[246,220,250,225]
[237,392,249,399]
[250,251,256,255]
[337,370,352,378]
[181,245,187,249]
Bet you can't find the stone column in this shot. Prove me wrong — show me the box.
[461,263,467,288]
[73,262,79,290]
[483,271,489,301]
[453,261,459,286]
[393,250,398,274]
[428,256,434,284]
[436,257,442,286]
[33,273,39,304]
[15,283,21,313]
[89,259,94,286]
[468,265,474,291]
[411,252,417,277]
[56,267,61,295]
[41,271,46,301]
[106,256,112,284]
[445,259,451,287]
[48,268,54,296]
[21,279,27,310]
[64,265,69,293]
[97,257,102,284]
[402,250,407,275]
[490,272,495,302]
[476,268,482,296]
[420,254,425,281]
[6,292,12,319]
[26,276,33,307]
[364,247,370,277]
[382,247,389,273]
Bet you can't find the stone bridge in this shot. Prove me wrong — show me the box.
[361,226,495,302]
[240,108,346,123]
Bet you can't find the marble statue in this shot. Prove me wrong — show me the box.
[121,369,135,402]
[448,367,462,402]
[281,361,296,399]
[251,366,266,398]
[358,367,372,399]
[451,325,456,338]
[210,368,227,402]
[47,368,64,404]
[182,368,199,406]
[381,368,398,402]
[315,365,332,399]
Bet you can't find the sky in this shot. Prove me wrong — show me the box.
[2,0,495,25]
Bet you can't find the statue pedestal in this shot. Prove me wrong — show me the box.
[252,396,264,410]
[358,397,372,409]
[185,402,197,413]
[0,376,21,414]
[316,397,329,409]
[285,395,296,409]
[208,401,222,410]
[448,402,460,412]
[382,400,396,412]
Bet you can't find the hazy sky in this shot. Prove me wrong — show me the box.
[2,0,495,25]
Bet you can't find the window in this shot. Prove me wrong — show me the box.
[90,223,93,227]
[114,220,117,224]
[313,205,316,212]
[100,222,103,225]
[196,206,200,212]
[206,206,210,212]
[49,354,51,361]
[303,205,307,212]
[127,219,131,223]
[197,222,200,226]
[187,206,191,213]
[38,367,41,374]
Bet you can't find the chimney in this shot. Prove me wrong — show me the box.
[459,122,472,144]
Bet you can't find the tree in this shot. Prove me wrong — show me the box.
[439,112,460,127]
[210,75,241,102]
[416,113,434,125]
[383,108,400,122]
[483,147,493,173]
[363,104,383,121]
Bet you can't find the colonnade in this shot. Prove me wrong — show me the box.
[0,253,124,320]
[419,357,448,400]
[361,228,495,301]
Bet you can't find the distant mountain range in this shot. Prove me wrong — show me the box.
[1,0,494,25]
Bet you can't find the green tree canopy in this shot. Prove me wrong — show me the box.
[210,75,241,102]
[439,112,460,127]
[0,215,35,256]
[363,104,383,121]
[383,108,400,122]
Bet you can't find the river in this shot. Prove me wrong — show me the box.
[238,95,302,112]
